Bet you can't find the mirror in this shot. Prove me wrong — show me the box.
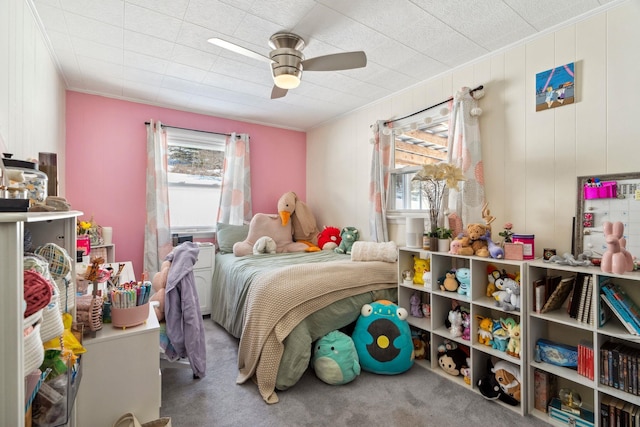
[575,172,640,258]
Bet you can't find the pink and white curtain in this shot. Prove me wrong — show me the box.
[368,120,392,242]
[446,87,486,230]
[217,133,252,225]
[144,120,173,276]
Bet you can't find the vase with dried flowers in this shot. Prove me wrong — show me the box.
[412,162,465,248]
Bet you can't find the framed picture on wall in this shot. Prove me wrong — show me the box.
[535,62,575,111]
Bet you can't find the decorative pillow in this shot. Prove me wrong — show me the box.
[216,222,249,254]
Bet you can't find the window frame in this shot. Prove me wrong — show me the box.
[165,127,226,235]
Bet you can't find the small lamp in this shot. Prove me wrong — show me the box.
[273,74,300,89]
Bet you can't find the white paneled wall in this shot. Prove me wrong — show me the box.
[0,0,66,192]
[307,0,638,258]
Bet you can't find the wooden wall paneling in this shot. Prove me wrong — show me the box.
[606,1,640,173]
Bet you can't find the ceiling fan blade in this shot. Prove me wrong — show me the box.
[207,37,272,63]
[302,51,367,71]
[271,85,288,99]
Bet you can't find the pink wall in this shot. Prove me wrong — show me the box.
[65,92,306,276]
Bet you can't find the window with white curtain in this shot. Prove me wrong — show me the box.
[387,111,450,213]
[166,127,225,234]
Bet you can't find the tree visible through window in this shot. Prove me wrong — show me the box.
[166,128,225,233]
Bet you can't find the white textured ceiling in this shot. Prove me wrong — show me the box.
[31,0,616,131]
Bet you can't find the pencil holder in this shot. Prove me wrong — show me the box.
[111,302,149,329]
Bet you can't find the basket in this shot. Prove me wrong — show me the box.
[75,294,103,332]
[40,284,64,342]
[34,243,72,280]
[111,303,150,329]
[24,318,45,375]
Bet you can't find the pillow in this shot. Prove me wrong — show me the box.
[216,222,249,253]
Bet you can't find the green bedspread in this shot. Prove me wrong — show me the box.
[210,251,397,392]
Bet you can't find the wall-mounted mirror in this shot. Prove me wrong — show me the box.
[575,172,640,258]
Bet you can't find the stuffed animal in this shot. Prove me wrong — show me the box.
[601,221,634,274]
[476,315,493,346]
[437,345,469,377]
[490,319,509,352]
[352,300,414,375]
[492,360,521,403]
[410,292,423,317]
[252,236,277,254]
[412,256,430,285]
[501,318,521,358]
[448,238,462,255]
[233,213,309,257]
[411,332,429,360]
[461,311,471,341]
[448,310,463,337]
[312,330,360,385]
[481,230,504,259]
[439,271,459,292]
[455,267,471,297]
[150,260,171,321]
[492,270,520,311]
[335,226,359,255]
[457,223,490,257]
[317,226,342,251]
[278,192,321,251]
[486,267,501,297]
[477,359,520,406]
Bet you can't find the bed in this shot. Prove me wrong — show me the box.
[210,249,398,403]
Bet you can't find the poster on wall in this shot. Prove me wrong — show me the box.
[535,62,575,111]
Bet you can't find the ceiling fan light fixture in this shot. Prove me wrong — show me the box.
[274,74,301,89]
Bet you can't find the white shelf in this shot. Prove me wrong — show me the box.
[526,261,640,426]
[0,210,82,427]
[398,247,528,417]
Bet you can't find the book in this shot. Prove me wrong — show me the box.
[582,276,593,324]
[533,278,545,312]
[600,395,611,427]
[569,274,585,319]
[546,275,562,302]
[600,293,613,327]
[601,287,640,335]
[577,275,591,323]
[610,283,640,331]
[533,369,557,412]
[541,276,575,314]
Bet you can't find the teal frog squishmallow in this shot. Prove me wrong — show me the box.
[312,330,360,385]
[352,300,414,375]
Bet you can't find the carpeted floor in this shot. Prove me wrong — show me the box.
[160,318,552,427]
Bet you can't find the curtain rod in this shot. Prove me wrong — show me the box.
[144,121,231,137]
[383,84,484,126]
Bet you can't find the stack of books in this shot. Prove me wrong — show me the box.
[599,281,640,335]
[578,340,594,380]
[564,274,594,324]
[600,342,639,394]
[600,396,639,427]
[533,273,595,325]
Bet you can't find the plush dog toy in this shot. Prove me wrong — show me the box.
[335,226,359,255]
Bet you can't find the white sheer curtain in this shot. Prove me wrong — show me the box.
[217,133,252,225]
[368,121,392,242]
[143,120,173,277]
[446,87,486,230]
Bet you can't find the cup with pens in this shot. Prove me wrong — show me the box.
[109,281,152,329]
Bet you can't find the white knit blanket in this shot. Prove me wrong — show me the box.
[350,241,398,263]
[236,259,396,403]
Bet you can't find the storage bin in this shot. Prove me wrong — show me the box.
[24,317,45,375]
[2,156,48,206]
[512,234,535,260]
[583,181,616,199]
[111,302,150,329]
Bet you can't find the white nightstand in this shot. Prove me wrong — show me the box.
[193,243,215,316]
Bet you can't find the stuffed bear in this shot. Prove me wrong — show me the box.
[317,226,342,251]
[334,226,359,255]
[457,223,490,257]
[150,260,171,321]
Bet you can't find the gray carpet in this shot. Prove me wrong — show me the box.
[160,318,552,427]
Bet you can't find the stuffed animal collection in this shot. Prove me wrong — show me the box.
[477,359,520,406]
[335,226,359,255]
[473,315,520,358]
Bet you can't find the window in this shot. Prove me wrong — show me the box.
[166,127,225,234]
[388,114,450,213]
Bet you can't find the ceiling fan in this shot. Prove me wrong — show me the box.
[207,32,367,99]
